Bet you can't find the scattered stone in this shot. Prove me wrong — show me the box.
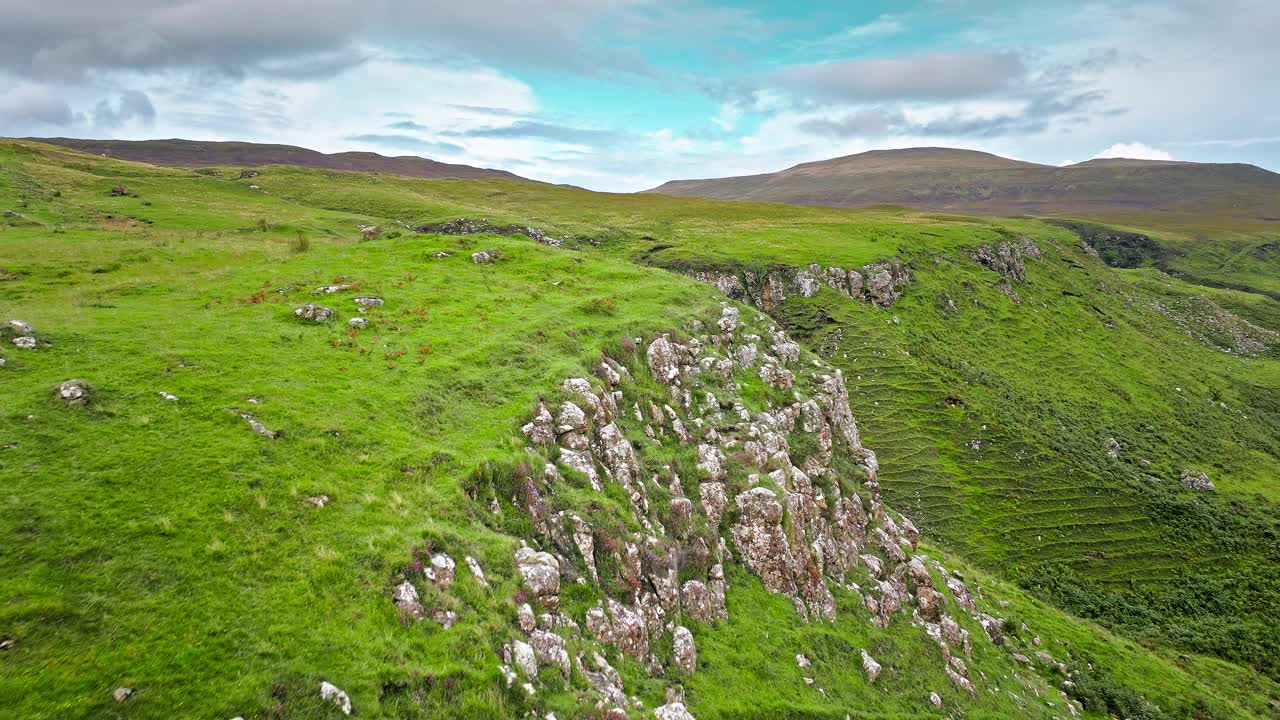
[1104,437,1120,460]
[348,317,368,328]
[796,654,811,669]
[158,392,178,401]
[7,320,32,335]
[307,495,330,507]
[471,250,497,264]
[313,285,351,294]
[240,412,279,439]
[293,304,334,322]
[393,581,425,620]
[430,608,459,629]
[426,553,456,586]
[57,379,90,405]
[929,691,943,708]
[353,296,383,308]
[319,681,352,715]
[466,556,490,588]
[13,336,36,350]
[113,687,135,703]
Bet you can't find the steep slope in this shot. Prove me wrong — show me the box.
[646,147,1280,218]
[26,137,537,182]
[1,140,1278,719]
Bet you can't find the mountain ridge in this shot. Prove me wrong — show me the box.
[645,146,1280,218]
[24,137,539,183]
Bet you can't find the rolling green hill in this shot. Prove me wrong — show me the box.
[1,140,1277,719]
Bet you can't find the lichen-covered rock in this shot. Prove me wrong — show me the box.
[353,296,384,308]
[517,603,536,632]
[979,614,1005,645]
[759,362,794,389]
[673,625,697,673]
[607,599,649,657]
[861,650,881,682]
[599,422,640,485]
[696,444,725,481]
[112,687,134,703]
[347,317,367,328]
[57,379,90,405]
[731,488,794,595]
[530,630,571,676]
[293,304,334,322]
[647,336,683,384]
[12,335,36,349]
[522,402,556,445]
[319,681,352,715]
[512,639,538,677]
[471,250,497,264]
[515,547,560,602]
[7,319,33,335]
[465,555,489,588]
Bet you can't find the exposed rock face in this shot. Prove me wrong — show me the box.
[522,402,556,445]
[319,682,352,715]
[57,379,90,405]
[731,488,795,595]
[293,304,334,322]
[678,260,910,309]
[414,217,567,247]
[1181,469,1214,492]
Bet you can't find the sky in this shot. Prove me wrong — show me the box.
[0,0,1277,191]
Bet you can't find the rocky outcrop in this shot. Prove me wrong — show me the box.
[679,259,911,310]
[413,217,569,247]
[1181,469,1215,492]
[971,238,1041,284]
[432,303,1046,716]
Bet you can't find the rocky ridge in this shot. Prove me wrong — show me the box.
[403,302,1079,717]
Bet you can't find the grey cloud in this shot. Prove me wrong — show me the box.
[92,90,156,128]
[446,121,623,145]
[0,85,75,126]
[800,90,1110,140]
[0,0,656,81]
[387,121,430,131]
[343,133,464,155]
[773,51,1026,103]
[800,109,901,137]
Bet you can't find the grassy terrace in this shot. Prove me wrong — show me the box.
[1,140,1277,718]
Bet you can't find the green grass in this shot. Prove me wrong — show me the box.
[1,140,1277,718]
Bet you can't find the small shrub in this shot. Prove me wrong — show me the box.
[583,297,617,316]
[109,184,128,196]
[384,230,402,239]
[256,219,269,232]
[292,232,310,254]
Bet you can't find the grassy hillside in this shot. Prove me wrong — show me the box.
[1,140,1277,719]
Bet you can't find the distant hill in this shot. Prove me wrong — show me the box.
[647,147,1280,219]
[28,137,538,182]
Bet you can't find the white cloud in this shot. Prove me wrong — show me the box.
[1090,142,1173,161]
